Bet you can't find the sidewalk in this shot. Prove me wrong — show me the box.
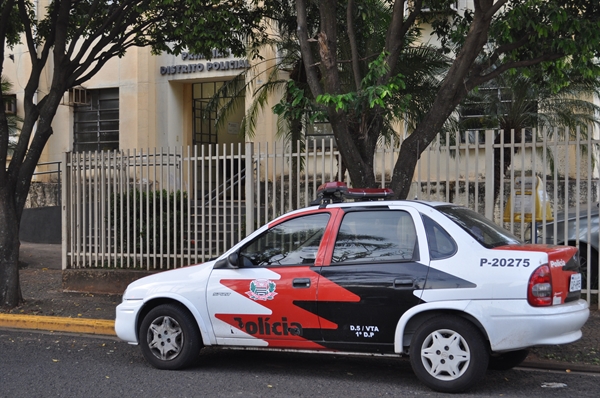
[1,241,600,373]
[0,242,119,333]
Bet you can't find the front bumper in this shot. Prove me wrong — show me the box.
[114,299,145,344]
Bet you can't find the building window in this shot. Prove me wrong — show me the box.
[193,81,243,145]
[305,111,336,150]
[3,94,17,115]
[73,88,119,152]
[459,86,536,144]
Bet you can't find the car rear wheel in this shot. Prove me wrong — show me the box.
[488,349,529,371]
[139,304,202,370]
[409,316,489,393]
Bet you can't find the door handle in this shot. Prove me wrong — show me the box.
[293,278,311,288]
[394,278,414,288]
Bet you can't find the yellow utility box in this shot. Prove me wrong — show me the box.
[503,175,553,222]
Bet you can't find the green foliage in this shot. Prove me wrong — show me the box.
[432,0,600,92]
[1,1,271,98]
[108,189,189,254]
[273,80,327,123]
[315,53,410,119]
[285,0,600,195]
[0,0,29,48]
[32,0,269,59]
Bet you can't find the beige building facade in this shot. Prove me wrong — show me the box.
[3,40,283,179]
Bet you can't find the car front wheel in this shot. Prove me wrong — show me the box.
[139,304,202,370]
[409,315,489,393]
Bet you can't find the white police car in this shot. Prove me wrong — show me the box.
[115,182,589,393]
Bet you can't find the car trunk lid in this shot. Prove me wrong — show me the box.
[494,244,581,304]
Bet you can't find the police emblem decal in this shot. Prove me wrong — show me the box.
[246,279,278,301]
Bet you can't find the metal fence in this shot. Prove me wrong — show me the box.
[62,128,600,305]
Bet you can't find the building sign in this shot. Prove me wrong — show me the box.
[227,122,240,135]
[160,50,250,76]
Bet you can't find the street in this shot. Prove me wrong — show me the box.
[0,329,598,397]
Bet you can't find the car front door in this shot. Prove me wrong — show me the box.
[315,207,431,353]
[207,210,340,349]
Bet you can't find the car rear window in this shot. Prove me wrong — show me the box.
[435,205,521,248]
[422,215,457,259]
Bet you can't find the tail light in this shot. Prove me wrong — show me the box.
[528,265,552,307]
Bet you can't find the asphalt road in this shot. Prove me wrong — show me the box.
[1,329,599,398]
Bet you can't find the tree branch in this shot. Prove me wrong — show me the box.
[347,0,362,89]
[484,0,510,20]
[385,0,421,79]
[53,0,74,64]
[68,1,136,66]
[17,0,37,67]
[469,52,565,89]
[0,0,15,54]
[68,0,108,54]
[477,36,531,73]
[295,0,323,96]
[72,41,136,86]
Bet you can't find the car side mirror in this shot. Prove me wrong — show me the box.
[214,252,241,269]
[227,252,240,268]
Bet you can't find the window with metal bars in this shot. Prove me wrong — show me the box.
[2,94,16,115]
[193,82,223,145]
[73,88,119,152]
[459,86,536,144]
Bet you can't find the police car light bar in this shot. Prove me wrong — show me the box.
[310,181,394,205]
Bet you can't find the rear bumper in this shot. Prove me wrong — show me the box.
[471,299,590,352]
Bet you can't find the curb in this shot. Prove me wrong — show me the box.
[520,360,600,374]
[0,314,115,336]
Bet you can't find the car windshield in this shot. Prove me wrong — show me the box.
[435,205,521,248]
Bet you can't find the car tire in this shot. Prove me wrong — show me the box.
[578,244,599,290]
[488,349,529,371]
[409,315,489,393]
[139,303,203,370]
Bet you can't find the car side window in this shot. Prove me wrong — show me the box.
[422,215,457,259]
[239,213,330,267]
[331,210,418,264]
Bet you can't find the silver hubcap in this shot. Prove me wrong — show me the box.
[420,329,471,381]
[147,315,183,361]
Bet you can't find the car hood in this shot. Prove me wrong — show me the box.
[123,261,215,299]
[550,203,599,223]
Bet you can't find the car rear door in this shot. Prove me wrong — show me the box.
[315,206,431,353]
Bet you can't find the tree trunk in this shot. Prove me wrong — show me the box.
[0,94,60,309]
[0,185,22,308]
[390,133,421,199]
[388,1,497,199]
[327,109,377,188]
